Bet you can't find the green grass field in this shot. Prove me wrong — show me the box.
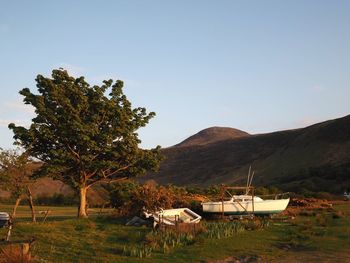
[0,204,112,220]
[0,203,350,262]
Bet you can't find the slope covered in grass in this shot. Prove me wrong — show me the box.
[146,114,350,193]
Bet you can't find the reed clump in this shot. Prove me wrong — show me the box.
[122,245,153,258]
[203,221,245,239]
[145,228,196,253]
[123,218,271,257]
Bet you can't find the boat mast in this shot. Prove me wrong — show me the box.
[246,166,251,195]
[245,166,255,195]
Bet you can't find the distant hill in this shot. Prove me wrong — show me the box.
[176,127,250,147]
[145,115,350,193]
[2,115,349,199]
[0,177,108,206]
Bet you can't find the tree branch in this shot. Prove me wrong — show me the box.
[90,154,99,161]
[86,169,98,179]
[104,164,133,178]
[67,145,80,160]
[87,177,128,188]
[97,111,107,126]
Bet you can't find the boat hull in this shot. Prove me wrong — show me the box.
[202,198,289,215]
[144,208,202,225]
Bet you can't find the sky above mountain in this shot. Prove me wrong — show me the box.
[0,1,349,149]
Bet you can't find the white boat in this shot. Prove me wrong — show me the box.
[202,195,290,215]
[144,208,202,226]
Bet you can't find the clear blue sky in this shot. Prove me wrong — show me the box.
[1,1,349,149]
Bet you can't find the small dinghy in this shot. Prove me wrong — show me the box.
[144,208,202,226]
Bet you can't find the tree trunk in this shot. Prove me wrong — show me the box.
[27,187,36,223]
[78,186,88,218]
[12,197,21,219]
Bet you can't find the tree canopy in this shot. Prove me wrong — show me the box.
[9,69,162,217]
[0,148,38,220]
[0,149,31,198]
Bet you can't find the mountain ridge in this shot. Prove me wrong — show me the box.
[1,114,349,199]
[145,114,350,193]
[175,127,250,147]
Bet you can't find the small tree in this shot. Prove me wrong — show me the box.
[122,184,175,216]
[9,69,161,217]
[107,180,140,208]
[0,149,37,222]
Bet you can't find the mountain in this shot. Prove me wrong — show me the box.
[145,115,350,193]
[175,127,250,147]
[2,115,349,199]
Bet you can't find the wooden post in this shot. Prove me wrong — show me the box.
[175,215,178,230]
[235,199,248,214]
[6,224,12,242]
[42,210,50,223]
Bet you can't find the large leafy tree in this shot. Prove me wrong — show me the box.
[9,69,161,217]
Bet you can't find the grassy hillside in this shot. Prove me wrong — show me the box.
[146,115,350,193]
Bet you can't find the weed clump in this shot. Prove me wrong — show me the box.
[122,245,152,258]
[122,224,202,257]
[146,228,195,252]
[121,217,271,257]
[203,221,245,239]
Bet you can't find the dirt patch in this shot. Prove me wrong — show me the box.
[271,251,350,263]
[203,255,269,263]
[204,251,350,263]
